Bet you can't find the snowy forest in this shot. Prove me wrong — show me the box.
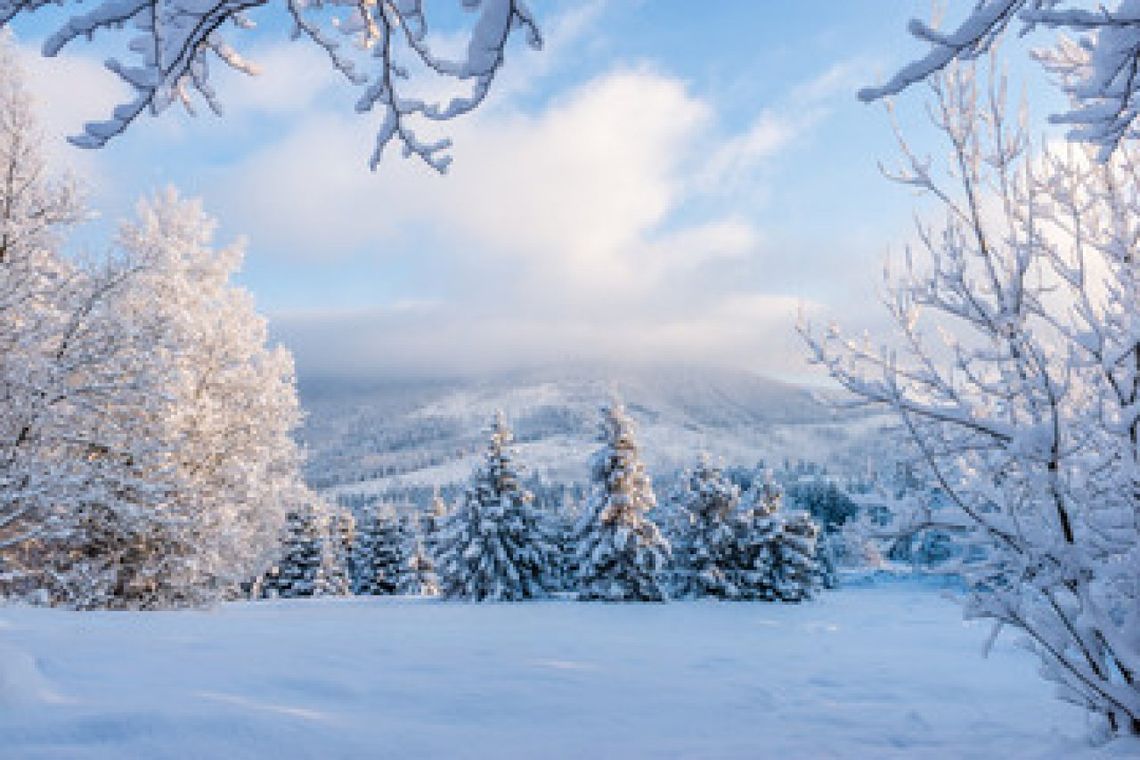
[1,1,1139,757]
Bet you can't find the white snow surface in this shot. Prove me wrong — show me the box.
[1,580,1135,759]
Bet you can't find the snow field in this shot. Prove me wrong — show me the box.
[1,582,1133,759]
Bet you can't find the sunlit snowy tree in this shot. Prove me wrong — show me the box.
[434,412,554,601]
[804,62,1140,737]
[573,400,670,602]
[78,189,310,606]
[0,55,312,606]
[0,0,541,170]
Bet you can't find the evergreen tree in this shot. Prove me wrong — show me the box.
[732,477,784,601]
[398,513,440,596]
[573,400,670,602]
[317,506,353,596]
[422,487,448,557]
[260,503,350,599]
[771,510,821,602]
[550,492,583,593]
[733,476,821,602]
[672,455,742,599]
[434,412,554,601]
[353,505,407,596]
[261,507,325,598]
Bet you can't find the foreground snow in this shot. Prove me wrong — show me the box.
[1,581,1135,759]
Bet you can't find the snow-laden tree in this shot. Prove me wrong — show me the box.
[731,473,821,602]
[0,42,184,606]
[862,1,1140,159]
[573,400,670,602]
[434,412,554,601]
[770,510,821,603]
[71,189,308,607]
[803,62,1140,738]
[0,34,90,595]
[398,512,439,596]
[671,455,741,599]
[324,506,354,596]
[260,502,348,598]
[353,504,407,595]
[0,0,541,170]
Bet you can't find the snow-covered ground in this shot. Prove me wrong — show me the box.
[1,580,1134,759]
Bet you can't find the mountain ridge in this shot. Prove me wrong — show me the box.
[298,362,882,497]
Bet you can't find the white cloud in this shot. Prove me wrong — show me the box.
[9,10,859,382]
[12,41,121,181]
[204,40,856,378]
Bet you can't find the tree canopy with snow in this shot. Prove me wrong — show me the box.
[862,1,1140,158]
[0,0,541,170]
[671,455,741,599]
[0,41,314,608]
[434,412,554,601]
[805,60,1140,738]
[573,400,671,602]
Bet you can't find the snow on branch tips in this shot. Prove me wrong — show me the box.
[0,0,542,171]
[861,1,1140,158]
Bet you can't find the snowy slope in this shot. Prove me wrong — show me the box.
[0,581,1126,759]
[298,362,886,497]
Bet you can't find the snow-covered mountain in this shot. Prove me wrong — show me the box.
[298,363,885,498]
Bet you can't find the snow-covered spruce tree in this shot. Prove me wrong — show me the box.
[672,455,742,599]
[260,507,324,598]
[770,510,821,603]
[573,401,670,602]
[0,1,541,170]
[353,505,407,596]
[423,486,449,553]
[802,63,1140,737]
[732,474,821,602]
[549,491,583,593]
[731,475,783,601]
[862,1,1140,160]
[434,412,554,601]
[398,513,440,597]
[261,501,350,598]
[319,506,353,596]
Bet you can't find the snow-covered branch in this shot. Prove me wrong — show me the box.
[0,0,541,171]
[807,60,1140,738]
[861,1,1140,158]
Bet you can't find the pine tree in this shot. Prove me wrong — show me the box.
[733,475,821,602]
[398,513,440,596]
[261,507,325,598]
[732,477,783,601]
[317,506,353,596]
[772,510,821,602]
[673,455,742,599]
[550,492,583,593]
[353,505,407,596]
[573,400,670,602]
[434,412,554,601]
[260,503,349,599]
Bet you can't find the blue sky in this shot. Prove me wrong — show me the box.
[8,1,1064,382]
